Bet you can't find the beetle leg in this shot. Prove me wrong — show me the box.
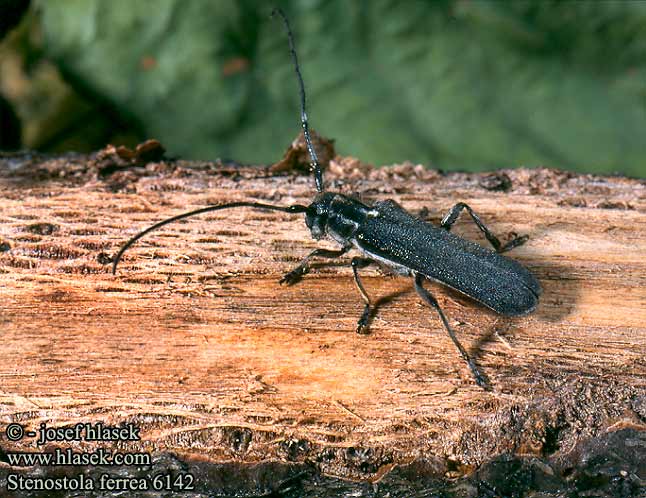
[279,245,351,285]
[413,272,487,388]
[440,202,528,253]
[351,257,375,334]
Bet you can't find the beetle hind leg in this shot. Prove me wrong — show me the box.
[351,257,375,334]
[279,245,351,285]
[413,272,488,388]
[440,202,528,253]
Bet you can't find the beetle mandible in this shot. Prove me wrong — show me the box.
[112,8,541,388]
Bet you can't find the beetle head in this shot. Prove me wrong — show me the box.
[305,193,335,240]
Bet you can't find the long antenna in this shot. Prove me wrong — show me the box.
[271,8,324,193]
[112,202,308,274]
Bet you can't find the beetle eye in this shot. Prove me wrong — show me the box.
[312,222,325,239]
[305,211,326,239]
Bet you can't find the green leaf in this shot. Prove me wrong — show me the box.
[38,0,646,176]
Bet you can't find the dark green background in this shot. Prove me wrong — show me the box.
[27,1,646,176]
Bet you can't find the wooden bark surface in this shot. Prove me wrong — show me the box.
[0,150,644,491]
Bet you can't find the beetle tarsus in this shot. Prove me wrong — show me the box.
[279,246,351,286]
[356,306,371,335]
[499,234,529,253]
[467,358,489,389]
[279,267,307,285]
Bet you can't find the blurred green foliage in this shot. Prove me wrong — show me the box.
[36,0,646,175]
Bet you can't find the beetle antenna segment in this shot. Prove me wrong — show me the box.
[271,7,324,193]
[112,202,309,274]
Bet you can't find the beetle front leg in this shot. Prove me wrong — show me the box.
[413,272,487,388]
[351,257,375,334]
[279,245,351,285]
[440,202,528,253]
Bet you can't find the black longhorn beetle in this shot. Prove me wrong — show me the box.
[112,8,542,388]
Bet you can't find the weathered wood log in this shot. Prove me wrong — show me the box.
[0,148,644,496]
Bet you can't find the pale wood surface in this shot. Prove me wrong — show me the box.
[0,152,644,480]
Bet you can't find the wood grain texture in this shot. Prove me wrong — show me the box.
[0,151,644,485]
